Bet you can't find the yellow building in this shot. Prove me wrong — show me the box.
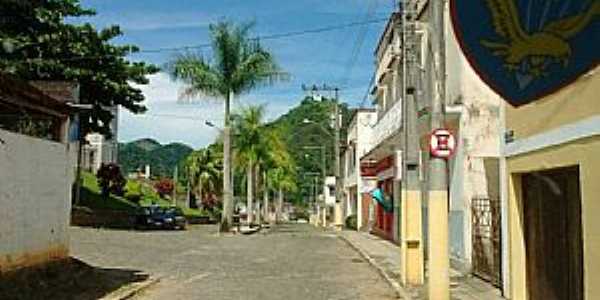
[504,67,600,299]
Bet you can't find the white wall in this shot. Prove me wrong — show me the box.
[0,129,73,271]
[445,3,502,271]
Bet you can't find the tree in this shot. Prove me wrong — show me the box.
[233,105,267,225]
[0,0,158,136]
[266,131,297,223]
[167,21,286,231]
[96,163,126,199]
[186,147,222,209]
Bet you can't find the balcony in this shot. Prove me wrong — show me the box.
[371,97,402,150]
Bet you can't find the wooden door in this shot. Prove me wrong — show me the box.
[522,166,583,300]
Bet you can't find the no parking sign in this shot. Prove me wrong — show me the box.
[429,129,456,159]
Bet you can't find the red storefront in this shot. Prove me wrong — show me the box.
[372,156,395,241]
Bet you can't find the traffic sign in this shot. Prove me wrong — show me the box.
[429,129,456,159]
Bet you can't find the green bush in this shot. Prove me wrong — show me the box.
[124,181,143,203]
[345,215,357,230]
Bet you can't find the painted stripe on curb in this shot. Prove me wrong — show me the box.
[338,233,412,300]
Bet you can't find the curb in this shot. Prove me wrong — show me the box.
[338,233,412,300]
[101,276,161,300]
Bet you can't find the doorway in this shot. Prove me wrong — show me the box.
[522,166,583,300]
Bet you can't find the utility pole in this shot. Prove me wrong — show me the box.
[172,165,178,206]
[301,84,343,229]
[399,1,425,286]
[428,0,450,299]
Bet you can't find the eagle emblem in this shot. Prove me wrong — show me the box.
[450,0,600,106]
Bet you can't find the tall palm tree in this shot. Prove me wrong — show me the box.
[167,21,286,231]
[268,147,297,223]
[233,105,266,225]
[186,148,222,209]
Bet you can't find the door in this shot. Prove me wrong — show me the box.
[472,196,502,286]
[522,166,583,300]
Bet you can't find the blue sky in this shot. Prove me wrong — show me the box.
[79,0,394,148]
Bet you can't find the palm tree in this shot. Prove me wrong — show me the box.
[167,21,286,231]
[262,129,295,224]
[186,148,222,209]
[233,105,266,225]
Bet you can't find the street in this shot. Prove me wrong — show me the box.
[70,224,397,300]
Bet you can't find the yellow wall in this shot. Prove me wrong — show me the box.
[506,68,600,139]
[506,68,600,299]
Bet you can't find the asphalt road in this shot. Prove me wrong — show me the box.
[70,224,397,300]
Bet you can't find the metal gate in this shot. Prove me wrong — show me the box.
[472,196,502,287]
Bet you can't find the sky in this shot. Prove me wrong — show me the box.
[78,0,395,148]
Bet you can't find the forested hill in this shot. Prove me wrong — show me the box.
[118,138,193,178]
[267,97,353,202]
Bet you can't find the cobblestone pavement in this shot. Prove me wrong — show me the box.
[70,224,397,300]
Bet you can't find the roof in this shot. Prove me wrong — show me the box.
[0,74,74,117]
[374,12,401,57]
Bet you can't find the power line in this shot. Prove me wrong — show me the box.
[339,0,379,87]
[34,18,388,62]
[359,72,376,108]
[134,113,223,122]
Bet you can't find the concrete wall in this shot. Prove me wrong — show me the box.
[0,129,73,272]
[506,67,600,299]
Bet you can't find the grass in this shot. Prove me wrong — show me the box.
[79,172,208,218]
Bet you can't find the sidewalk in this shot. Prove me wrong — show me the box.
[338,230,505,300]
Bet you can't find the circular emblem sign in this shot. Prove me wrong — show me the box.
[429,129,456,159]
[450,0,600,106]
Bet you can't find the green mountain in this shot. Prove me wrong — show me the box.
[267,97,353,202]
[118,139,194,178]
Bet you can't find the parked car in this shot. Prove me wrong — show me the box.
[135,206,187,230]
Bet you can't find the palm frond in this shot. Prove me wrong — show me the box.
[165,53,225,100]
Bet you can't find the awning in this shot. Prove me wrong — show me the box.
[371,188,393,212]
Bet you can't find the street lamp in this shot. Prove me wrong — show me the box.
[302,115,343,229]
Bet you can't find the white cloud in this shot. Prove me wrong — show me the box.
[120,72,224,148]
[120,72,300,148]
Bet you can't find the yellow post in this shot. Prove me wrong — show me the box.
[401,190,424,285]
[428,190,450,300]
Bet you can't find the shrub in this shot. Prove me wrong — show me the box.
[125,181,143,204]
[96,163,126,198]
[345,215,357,230]
[154,178,174,198]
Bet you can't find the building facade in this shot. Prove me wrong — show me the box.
[360,0,503,287]
[342,109,377,228]
[360,12,404,243]
[81,106,119,173]
[0,75,77,272]
[503,67,600,299]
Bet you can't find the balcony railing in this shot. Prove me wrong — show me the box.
[371,97,402,149]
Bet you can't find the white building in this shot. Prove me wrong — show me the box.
[323,176,336,207]
[342,109,378,229]
[82,106,119,173]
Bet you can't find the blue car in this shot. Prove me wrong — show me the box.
[135,206,187,230]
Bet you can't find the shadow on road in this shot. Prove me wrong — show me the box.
[0,257,148,300]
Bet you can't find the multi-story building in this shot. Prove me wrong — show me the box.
[81,106,119,173]
[361,0,503,288]
[342,109,377,229]
[360,12,404,243]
